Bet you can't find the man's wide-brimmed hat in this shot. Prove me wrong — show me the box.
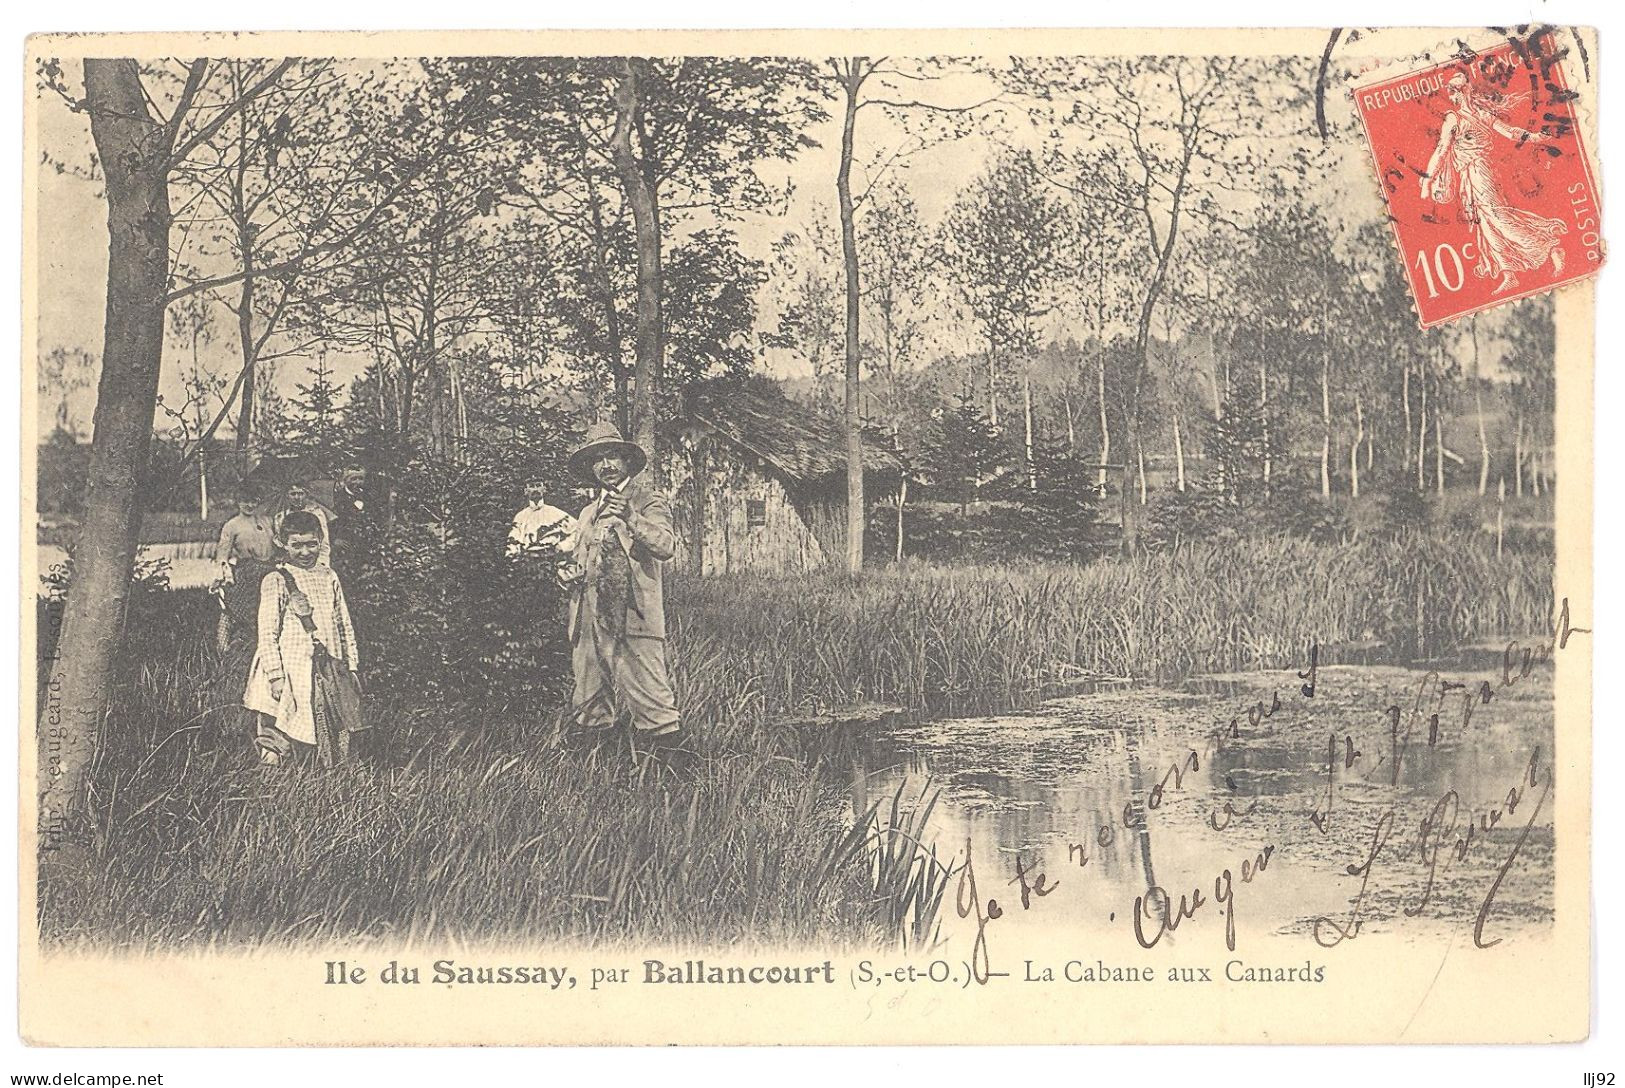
[567,421,648,485]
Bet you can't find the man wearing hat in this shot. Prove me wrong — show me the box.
[561,422,685,751]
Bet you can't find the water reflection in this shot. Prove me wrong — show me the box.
[850,664,1555,947]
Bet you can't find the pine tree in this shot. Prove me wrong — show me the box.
[1209,391,1269,507]
[1018,429,1101,560]
[922,389,1007,518]
[284,355,348,463]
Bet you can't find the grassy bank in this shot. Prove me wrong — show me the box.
[669,531,1555,711]
[38,595,918,951]
[39,530,1547,949]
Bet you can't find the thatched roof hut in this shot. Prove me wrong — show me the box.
[679,379,905,481]
[664,379,905,574]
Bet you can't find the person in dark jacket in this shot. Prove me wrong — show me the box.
[329,462,369,577]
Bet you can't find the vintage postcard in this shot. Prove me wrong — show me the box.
[19,26,1595,1047]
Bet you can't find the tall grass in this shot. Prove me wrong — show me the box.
[40,529,1547,950]
[854,782,954,951]
[669,531,1555,712]
[39,591,938,951]
[43,728,887,951]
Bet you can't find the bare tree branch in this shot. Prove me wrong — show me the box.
[166,58,296,168]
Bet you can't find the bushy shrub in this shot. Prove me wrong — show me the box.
[886,435,1105,563]
[1371,471,1431,535]
[1502,523,1555,552]
[349,437,578,730]
[1252,477,1352,543]
[1141,467,1356,550]
[882,500,1005,561]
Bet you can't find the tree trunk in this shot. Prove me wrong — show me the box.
[1121,294,1161,546]
[1350,392,1364,499]
[579,121,632,437]
[597,258,630,437]
[1402,363,1413,467]
[190,330,210,518]
[1514,411,1525,498]
[1207,343,1223,417]
[1319,332,1332,500]
[1096,343,1111,491]
[895,474,907,564]
[1215,343,1230,496]
[1172,412,1186,492]
[234,273,256,463]
[230,88,258,469]
[42,59,172,843]
[1471,316,1488,497]
[611,60,664,461]
[1434,393,1445,495]
[1416,359,1428,492]
[1120,339,1154,544]
[986,349,998,428]
[1496,477,1506,557]
[1022,370,1035,491]
[1259,359,1271,499]
[1120,137,1194,548]
[398,362,417,438]
[452,357,471,458]
[1476,385,1490,497]
[1095,225,1110,491]
[611,368,631,436]
[424,226,448,459]
[1119,391,1145,545]
[836,60,866,573]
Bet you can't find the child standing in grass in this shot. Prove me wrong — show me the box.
[243,511,361,766]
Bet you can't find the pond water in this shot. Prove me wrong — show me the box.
[848,660,1556,959]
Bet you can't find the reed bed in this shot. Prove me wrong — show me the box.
[40,593,935,952]
[669,531,1555,712]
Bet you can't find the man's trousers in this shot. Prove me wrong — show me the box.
[569,625,681,736]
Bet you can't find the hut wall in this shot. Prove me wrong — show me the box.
[667,435,824,574]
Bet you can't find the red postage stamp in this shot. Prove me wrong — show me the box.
[1353,31,1603,327]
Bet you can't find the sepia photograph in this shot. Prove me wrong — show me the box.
[17,23,1595,1050]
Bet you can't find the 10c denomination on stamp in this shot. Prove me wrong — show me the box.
[1354,30,1603,327]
